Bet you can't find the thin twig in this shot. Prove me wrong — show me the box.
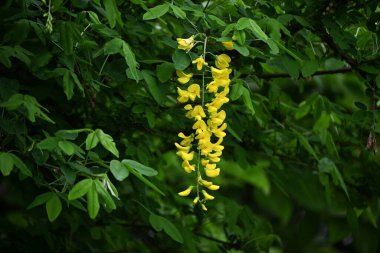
[254,67,352,79]
[194,232,230,245]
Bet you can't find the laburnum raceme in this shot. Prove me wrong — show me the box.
[175,34,232,211]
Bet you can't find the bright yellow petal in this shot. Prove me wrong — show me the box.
[222,41,234,50]
[178,186,193,196]
[215,54,231,69]
[207,184,220,190]
[205,168,220,177]
[202,190,215,200]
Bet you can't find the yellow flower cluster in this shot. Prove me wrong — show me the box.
[175,35,232,211]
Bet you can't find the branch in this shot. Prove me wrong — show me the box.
[194,232,230,245]
[255,67,352,79]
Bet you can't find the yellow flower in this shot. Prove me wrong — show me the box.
[176,70,193,84]
[209,156,221,163]
[177,87,190,103]
[209,110,226,127]
[178,186,193,196]
[202,190,215,200]
[186,105,206,120]
[176,150,194,161]
[177,36,195,51]
[212,144,224,152]
[192,119,208,131]
[174,142,190,151]
[222,40,234,50]
[201,203,208,211]
[193,196,199,205]
[211,67,230,87]
[206,96,229,113]
[177,84,201,103]
[215,54,231,69]
[192,56,208,71]
[209,150,222,158]
[207,184,220,190]
[184,104,192,110]
[206,80,219,93]
[200,179,213,187]
[206,163,216,170]
[205,168,220,177]
[187,84,201,101]
[212,123,227,138]
[219,87,230,96]
[182,160,195,173]
[201,159,209,166]
[178,132,194,146]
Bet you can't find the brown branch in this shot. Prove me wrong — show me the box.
[255,67,352,79]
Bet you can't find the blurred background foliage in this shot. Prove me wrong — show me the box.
[1,0,380,252]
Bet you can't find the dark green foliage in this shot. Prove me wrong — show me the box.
[1,0,380,252]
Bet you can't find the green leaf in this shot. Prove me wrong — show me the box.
[293,131,319,160]
[87,181,100,219]
[227,125,242,142]
[105,177,119,199]
[234,30,246,46]
[110,160,129,181]
[208,15,226,27]
[58,140,76,155]
[104,38,123,55]
[103,0,122,28]
[128,168,165,196]
[60,22,73,55]
[233,43,249,56]
[88,11,101,25]
[248,166,270,195]
[295,102,310,120]
[149,214,184,243]
[46,194,62,222]
[122,159,158,176]
[301,60,319,77]
[27,192,54,209]
[55,129,81,140]
[156,62,175,83]
[313,112,331,132]
[143,4,170,20]
[68,162,94,175]
[267,38,280,54]
[96,129,119,157]
[248,19,269,41]
[282,56,299,79]
[0,152,14,176]
[9,154,32,177]
[236,17,250,30]
[170,4,186,19]
[103,38,139,82]
[141,70,165,105]
[241,87,255,115]
[68,178,92,200]
[172,49,191,70]
[230,81,244,101]
[0,93,24,109]
[94,179,116,210]
[145,107,155,128]
[85,131,99,150]
[121,42,139,82]
[318,158,349,199]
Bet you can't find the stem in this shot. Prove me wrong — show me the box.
[196,36,208,200]
[253,67,352,79]
[98,54,110,76]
